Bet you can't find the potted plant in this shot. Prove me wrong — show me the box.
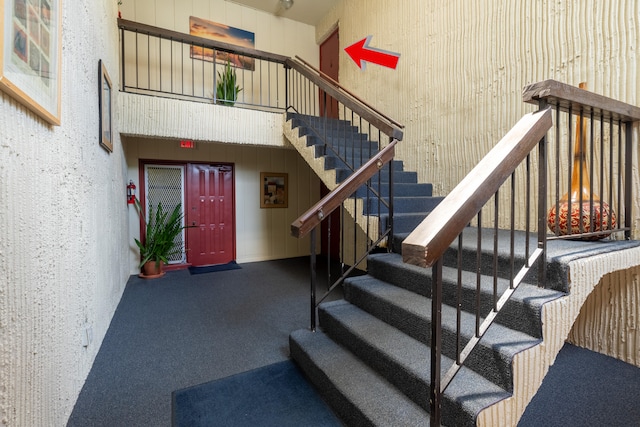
[215,60,242,106]
[134,199,189,278]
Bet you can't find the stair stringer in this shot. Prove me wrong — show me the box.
[477,246,640,426]
[283,117,381,244]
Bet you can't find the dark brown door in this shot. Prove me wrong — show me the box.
[320,28,341,259]
[320,29,339,119]
[186,164,235,266]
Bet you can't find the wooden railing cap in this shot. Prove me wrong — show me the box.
[523,79,640,122]
[402,108,553,268]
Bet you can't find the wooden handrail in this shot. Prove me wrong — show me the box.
[286,57,404,141]
[402,108,553,268]
[523,79,640,122]
[294,56,405,130]
[291,139,398,238]
[118,19,289,64]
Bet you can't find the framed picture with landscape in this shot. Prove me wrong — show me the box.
[260,172,288,208]
[189,16,255,71]
[0,0,62,125]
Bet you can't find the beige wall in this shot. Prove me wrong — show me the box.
[120,0,317,60]
[569,266,640,367]
[318,0,639,229]
[0,1,128,426]
[119,0,322,273]
[124,138,320,271]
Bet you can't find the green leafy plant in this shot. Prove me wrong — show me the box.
[215,60,242,106]
[134,199,188,269]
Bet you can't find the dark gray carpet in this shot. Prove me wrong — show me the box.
[67,257,342,427]
[68,256,640,426]
[188,261,241,274]
[172,360,342,426]
[518,343,640,427]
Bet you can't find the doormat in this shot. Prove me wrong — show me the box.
[172,360,342,427]
[188,261,241,275]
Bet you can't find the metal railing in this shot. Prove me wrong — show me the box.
[118,19,289,111]
[286,56,404,330]
[403,80,640,426]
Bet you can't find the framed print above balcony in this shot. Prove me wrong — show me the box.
[0,0,62,125]
[189,16,255,71]
[260,172,288,208]
[98,59,112,152]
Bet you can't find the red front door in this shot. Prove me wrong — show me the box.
[186,163,235,266]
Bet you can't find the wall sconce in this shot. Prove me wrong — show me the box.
[280,0,293,10]
[127,180,137,204]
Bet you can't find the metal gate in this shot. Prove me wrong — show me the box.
[144,165,186,264]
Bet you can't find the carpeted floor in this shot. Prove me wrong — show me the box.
[68,256,640,427]
[172,360,342,426]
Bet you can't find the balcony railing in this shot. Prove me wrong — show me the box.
[118,19,289,111]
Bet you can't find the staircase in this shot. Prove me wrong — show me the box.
[283,113,558,425]
[283,82,640,426]
[284,113,443,237]
[289,228,565,426]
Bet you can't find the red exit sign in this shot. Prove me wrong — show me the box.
[180,140,195,149]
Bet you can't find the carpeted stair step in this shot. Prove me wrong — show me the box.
[307,137,380,159]
[382,212,431,235]
[297,126,364,140]
[343,274,541,391]
[318,300,511,427]
[366,252,564,338]
[336,168,418,184]
[354,182,434,198]
[363,196,444,215]
[289,328,431,427]
[288,116,362,133]
[323,155,404,172]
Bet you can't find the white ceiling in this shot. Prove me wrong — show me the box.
[225,0,339,26]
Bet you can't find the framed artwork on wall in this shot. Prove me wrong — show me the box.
[98,59,112,152]
[260,172,288,208]
[0,0,62,125]
[189,16,255,71]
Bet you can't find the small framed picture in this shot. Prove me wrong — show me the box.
[98,59,113,152]
[260,172,288,208]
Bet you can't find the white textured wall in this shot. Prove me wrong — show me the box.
[119,92,286,147]
[124,137,319,272]
[0,2,128,426]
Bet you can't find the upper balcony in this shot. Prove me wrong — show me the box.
[118,19,291,147]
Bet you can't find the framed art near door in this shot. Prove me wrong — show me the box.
[260,172,288,208]
[0,0,62,125]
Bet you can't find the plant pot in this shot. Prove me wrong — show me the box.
[140,260,165,279]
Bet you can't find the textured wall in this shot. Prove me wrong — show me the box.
[318,0,639,229]
[568,266,640,367]
[0,1,129,426]
[119,92,286,147]
[477,246,640,426]
[124,138,319,272]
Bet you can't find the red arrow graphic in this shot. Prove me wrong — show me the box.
[344,36,400,70]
